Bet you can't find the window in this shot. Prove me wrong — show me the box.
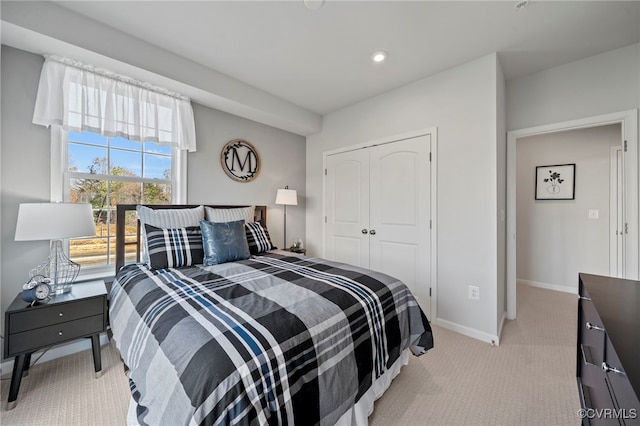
[53,129,184,275]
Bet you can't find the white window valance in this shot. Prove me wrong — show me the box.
[33,55,197,152]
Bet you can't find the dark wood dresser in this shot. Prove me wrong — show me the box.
[577,273,640,425]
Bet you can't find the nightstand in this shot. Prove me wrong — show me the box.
[3,280,107,410]
[287,248,307,255]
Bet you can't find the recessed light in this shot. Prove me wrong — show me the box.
[304,0,325,10]
[371,50,388,63]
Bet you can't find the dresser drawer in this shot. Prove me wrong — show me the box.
[582,385,622,425]
[577,273,640,426]
[581,344,604,389]
[579,300,606,366]
[8,297,104,334]
[7,314,104,356]
[604,338,640,418]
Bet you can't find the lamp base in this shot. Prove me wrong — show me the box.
[30,240,80,295]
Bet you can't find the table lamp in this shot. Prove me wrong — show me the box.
[15,203,95,295]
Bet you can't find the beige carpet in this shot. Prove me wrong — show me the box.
[1,283,580,425]
[369,283,580,425]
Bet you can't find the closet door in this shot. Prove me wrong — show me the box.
[369,135,431,312]
[325,148,370,268]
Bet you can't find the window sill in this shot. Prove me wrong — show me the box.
[77,268,115,284]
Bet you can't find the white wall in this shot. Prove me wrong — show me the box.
[307,53,503,342]
[495,57,507,328]
[516,125,620,291]
[0,46,306,360]
[507,43,640,132]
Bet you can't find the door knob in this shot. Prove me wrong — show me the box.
[362,229,368,234]
[369,229,377,235]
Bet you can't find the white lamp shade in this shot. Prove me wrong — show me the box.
[15,203,96,241]
[275,188,298,206]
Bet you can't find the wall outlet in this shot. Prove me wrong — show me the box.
[468,285,480,300]
[588,209,599,219]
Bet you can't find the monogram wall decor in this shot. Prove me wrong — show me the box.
[220,139,260,182]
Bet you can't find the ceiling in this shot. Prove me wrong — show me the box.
[52,1,640,116]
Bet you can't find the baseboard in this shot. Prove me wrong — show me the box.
[435,318,501,346]
[0,333,110,378]
[518,279,578,294]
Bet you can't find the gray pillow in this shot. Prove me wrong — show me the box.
[204,206,254,223]
[199,219,250,265]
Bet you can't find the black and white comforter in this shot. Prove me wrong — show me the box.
[109,252,433,426]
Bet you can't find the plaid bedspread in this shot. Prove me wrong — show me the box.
[109,252,433,426]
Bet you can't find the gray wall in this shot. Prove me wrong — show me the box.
[188,104,306,248]
[516,124,620,290]
[0,46,305,356]
[1,47,51,354]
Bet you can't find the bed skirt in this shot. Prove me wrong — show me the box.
[126,349,409,426]
[335,349,409,425]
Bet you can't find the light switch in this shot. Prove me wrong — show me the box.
[588,209,599,219]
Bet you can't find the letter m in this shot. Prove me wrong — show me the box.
[230,147,254,172]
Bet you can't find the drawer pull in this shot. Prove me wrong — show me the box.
[58,331,63,336]
[602,362,624,375]
[59,312,63,317]
[586,322,605,332]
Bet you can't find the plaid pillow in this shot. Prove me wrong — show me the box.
[137,205,204,263]
[245,222,275,254]
[145,224,204,269]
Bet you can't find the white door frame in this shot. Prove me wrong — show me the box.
[322,127,438,321]
[610,146,623,277]
[506,110,638,320]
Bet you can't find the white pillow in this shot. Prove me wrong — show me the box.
[136,205,205,263]
[204,206,255,224]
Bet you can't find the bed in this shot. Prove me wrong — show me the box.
[109,204,433,426]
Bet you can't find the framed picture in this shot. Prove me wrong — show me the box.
[535,164,575,200]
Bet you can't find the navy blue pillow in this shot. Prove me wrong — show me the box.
[199,219,251,265]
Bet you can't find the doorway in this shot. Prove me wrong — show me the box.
[515,125,620,292]
[506,110,638,319]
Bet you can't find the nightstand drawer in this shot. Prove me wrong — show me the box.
[7,314,104,356]
[8,297,104,334]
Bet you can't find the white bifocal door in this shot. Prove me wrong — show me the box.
[324,135,431,316]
